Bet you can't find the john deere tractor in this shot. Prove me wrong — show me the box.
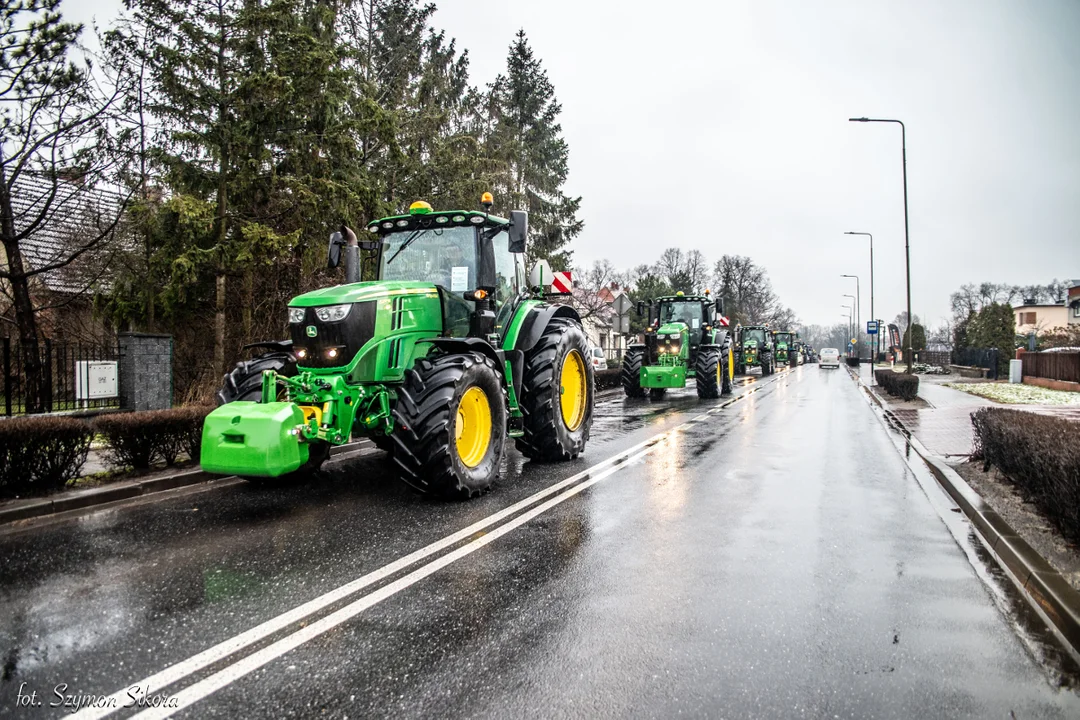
[735,324,775,376]
[621,292,734,399]
[773,331,796,367]
[200,196,594,499]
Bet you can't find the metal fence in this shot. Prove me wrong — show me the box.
[1021,351,1080,384]
[951,347,1000,380]
[1,338,121,415]
[914,350,951,367]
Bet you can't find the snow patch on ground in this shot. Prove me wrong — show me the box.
[943,382,1080,405]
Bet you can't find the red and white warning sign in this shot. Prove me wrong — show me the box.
[719,316,730,327]
[550,270,573,294]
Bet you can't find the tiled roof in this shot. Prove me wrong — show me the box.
[7,174,126,295]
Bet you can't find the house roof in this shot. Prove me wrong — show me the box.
[7,174,125,295]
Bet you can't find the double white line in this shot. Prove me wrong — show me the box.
[75,428,702,718]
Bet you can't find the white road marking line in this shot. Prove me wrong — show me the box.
[131,446,658,720]
[72,435,667,720]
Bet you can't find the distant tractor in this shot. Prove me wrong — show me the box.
[621,292,734,399]
[735,324,776,376]
[201,195,595,499]
[773,331,797,367]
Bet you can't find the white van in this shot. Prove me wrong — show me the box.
[819,348,840,368]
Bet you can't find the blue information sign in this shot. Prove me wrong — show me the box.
[867,321,879,335]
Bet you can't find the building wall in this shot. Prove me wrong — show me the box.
[1015,305,1068,335]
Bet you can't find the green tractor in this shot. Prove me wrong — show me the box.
[772,331,797,367]
[735,324,776,376]
[621,292,734,399]
[200,197,595,499]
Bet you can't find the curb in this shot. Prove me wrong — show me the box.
[846,365,1080,658]
[0,440,372,527]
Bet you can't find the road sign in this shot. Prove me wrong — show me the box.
[850,338,857,346]
[613,314,630,334]
[613,293,633,316]
[866,320,879,335]
[551,270,573,294]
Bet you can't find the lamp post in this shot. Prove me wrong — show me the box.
[842,275,860,360]
[842,304,853,357]
[844,231,873,363]
[849,117,912,373]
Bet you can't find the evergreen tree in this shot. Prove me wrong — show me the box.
[487,30,580,268]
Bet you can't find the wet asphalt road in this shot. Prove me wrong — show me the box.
[1,366,1079,719]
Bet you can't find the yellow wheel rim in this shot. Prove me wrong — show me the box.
[455,386,492,468]
[728,346,735,381]
[560,350,588,431]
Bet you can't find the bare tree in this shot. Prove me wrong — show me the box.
[712,254,794,326]
[0,0,130,411]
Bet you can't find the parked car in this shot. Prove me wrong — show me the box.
[819,348,840,369]
[590,347,608,371]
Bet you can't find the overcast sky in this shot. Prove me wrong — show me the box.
[71,0,1080,331]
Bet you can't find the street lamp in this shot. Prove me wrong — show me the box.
[842,303,853,357]
[844,232,874,364]
[849,117,913,373]
[842,295,851,358]
[842,274,860,360]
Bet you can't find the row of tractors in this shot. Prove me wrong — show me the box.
[197,193,812,502]
[618,298,810,397]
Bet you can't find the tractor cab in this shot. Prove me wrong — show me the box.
[648,292,727,362]
[365,199,529,340]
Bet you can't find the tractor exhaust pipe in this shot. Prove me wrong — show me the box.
[328,226,361,284]
[342,226,360,284]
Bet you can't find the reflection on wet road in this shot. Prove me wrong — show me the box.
[1,367,1078,718]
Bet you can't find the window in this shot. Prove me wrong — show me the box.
[1019,312,1037,325]
[1074,305,1080,318]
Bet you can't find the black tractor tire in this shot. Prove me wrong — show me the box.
[621,348,647,398]
[737,364,746,376]
[516,317,594,462]
[722,348,734,395]
[392,351,507,499]
[649,387,667,400]
[695,347,721,399]
[217,351,296,405]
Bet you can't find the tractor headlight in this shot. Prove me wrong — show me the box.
[288,307,306,324]
[315,304,352,322]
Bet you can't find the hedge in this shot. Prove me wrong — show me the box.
[874,369,920,401]
[595,368,620,390]
[845,357,860,367]
[92,406,212,470]
[0,416,93,497]
[972,408,1080,545]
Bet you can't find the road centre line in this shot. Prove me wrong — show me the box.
[76,374,784,719]
[130,445,660,719]
[73,429,683,718]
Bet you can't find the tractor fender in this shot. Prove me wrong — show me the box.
[514,304,582,354]
[425,337,503,372]
[425,337,523,409]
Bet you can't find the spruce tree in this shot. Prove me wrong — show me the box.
[487,30,580,268]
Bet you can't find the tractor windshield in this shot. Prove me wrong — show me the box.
[744,328,766,345]
[380,226,476,293]
[658,300,704,330]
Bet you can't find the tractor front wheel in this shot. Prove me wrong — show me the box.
[621,348,646,398]
[694,347,721,399]
[517,318,593,462]
[217,351,296,405]
[392,352,507,499]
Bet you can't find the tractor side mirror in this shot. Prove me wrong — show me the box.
[509,210,528,254]
[327,231,343,269]
[636,301,645,316]
[715,298,724,315]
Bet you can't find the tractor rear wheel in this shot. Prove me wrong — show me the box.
[217,351,296,405]
[694,347,721,399]
[392,351,506,499]
[722,347,734,395]
[621,348,646,398]
[516,318,593,461]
